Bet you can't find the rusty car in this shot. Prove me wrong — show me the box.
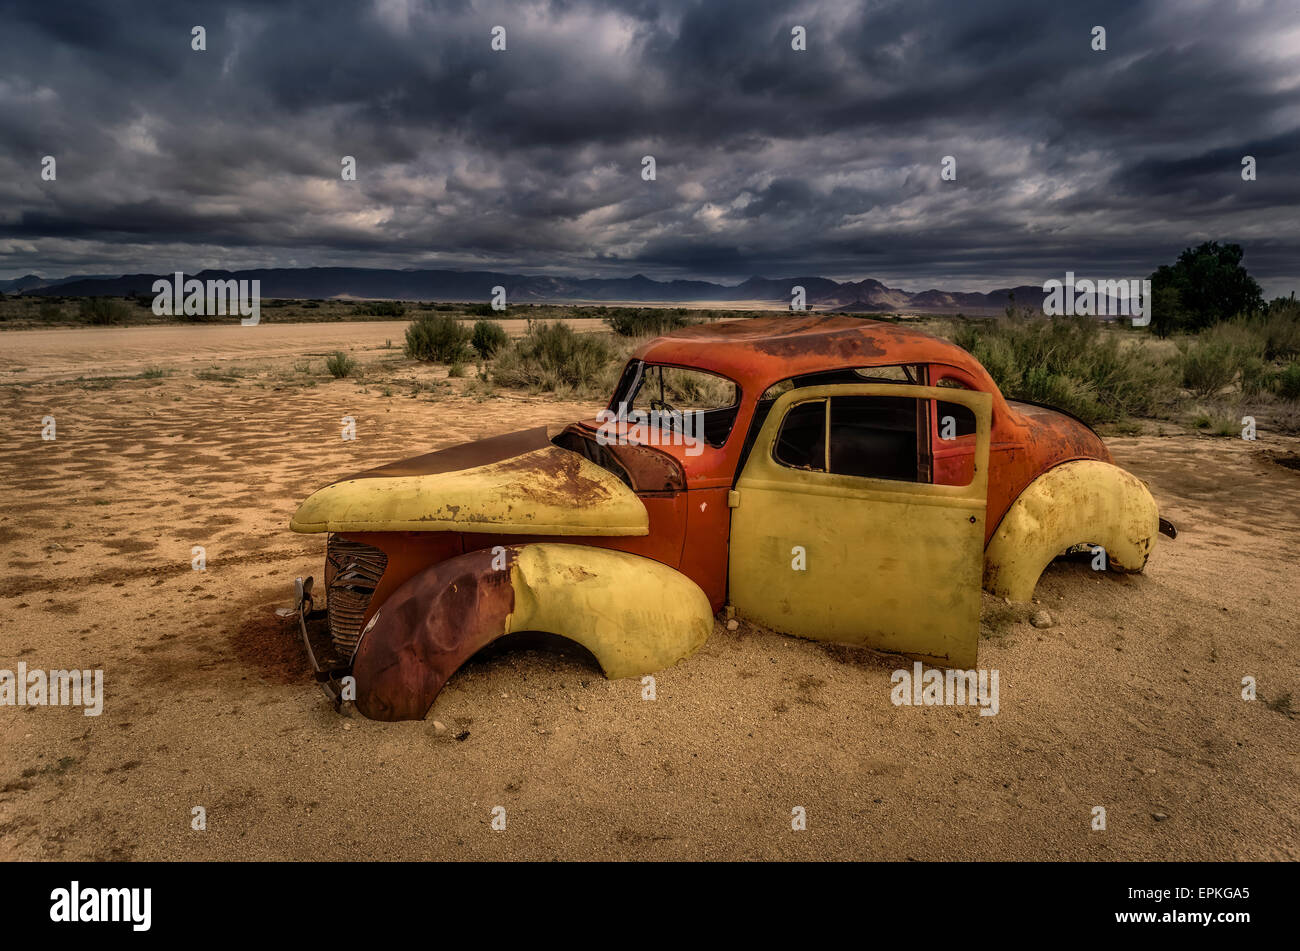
[288,315,1171,720]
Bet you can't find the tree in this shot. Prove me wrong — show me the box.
[1148,241,1263,335]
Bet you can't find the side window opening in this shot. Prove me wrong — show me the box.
[933,377,978,438]
[829,395,922,482]
[768,393,975,487]
[773,399,826,471]
[741,365,924,477]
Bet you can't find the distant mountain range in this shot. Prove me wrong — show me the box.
[2,267,1051,314]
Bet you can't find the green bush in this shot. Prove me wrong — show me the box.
[79,297,128,326]
[466,302,498,317]
[1178,340,1239,397]
[492,321,616,395]
[471,319,510,358]
[325,351,357,378]
[1256,299,1300,360]
[604,308,694,337]
[950,315,1176,424]
[404,314,471,363]
[1238,355,1273,398]
[38,299,63,320]
[356,300,406,317]
[1278,362,1300,401]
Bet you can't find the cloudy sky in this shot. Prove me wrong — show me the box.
[2,0,1298,294]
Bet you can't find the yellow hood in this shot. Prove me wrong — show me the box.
[290,428,648,536]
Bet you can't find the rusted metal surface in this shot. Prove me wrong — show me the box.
[324,536,387,657]
[552,423,687,494]
[350,543,712,720]
[352,547,517,721]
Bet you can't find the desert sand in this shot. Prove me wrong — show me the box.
[0,321,1297,860]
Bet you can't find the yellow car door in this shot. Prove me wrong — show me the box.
[727,383,991,667]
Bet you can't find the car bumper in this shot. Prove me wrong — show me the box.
[293,576,351,708]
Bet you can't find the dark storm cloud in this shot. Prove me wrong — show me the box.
[1,0,1297,293]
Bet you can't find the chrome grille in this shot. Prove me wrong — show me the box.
[325,536,387,658]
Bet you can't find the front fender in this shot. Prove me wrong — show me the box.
[983,460,1160,602]
[351,543,713,720]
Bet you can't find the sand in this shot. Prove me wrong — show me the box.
[0,322,1296,860]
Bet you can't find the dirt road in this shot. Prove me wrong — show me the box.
[0,323,1296,860]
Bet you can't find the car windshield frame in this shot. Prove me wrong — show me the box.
[606,359,743,449]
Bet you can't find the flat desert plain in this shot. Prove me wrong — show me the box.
[0,321,1297,860]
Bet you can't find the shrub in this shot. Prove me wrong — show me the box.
[1238,356,1273,398]
[949,314,1177,424]
[466,302,498,317]
[1256,299,1300,360]
[492,320,616,395]
[404,314,471,363]
[79,297,128,325]
[471,319,510,358]
[325,351,357,378]
[38,299,63,320]
[1178,340,1239,397]
[604,308,694,337]
[1278,362,1300,401]
[356,300,406,317]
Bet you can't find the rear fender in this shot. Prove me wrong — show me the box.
[351,543,713,720]
[983,460,1160,602]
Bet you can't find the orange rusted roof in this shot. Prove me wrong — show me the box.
[633,315,984,393]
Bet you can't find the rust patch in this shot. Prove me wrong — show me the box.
[352,547,519,720]
[552,424,686,493]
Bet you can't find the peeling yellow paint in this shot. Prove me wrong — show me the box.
[289,445,649,535]
[728,383,992,668]
[506,544,712,678]
[983,460,1159,602]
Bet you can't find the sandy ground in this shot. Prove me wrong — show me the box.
[0,322,1297,861]
[0,318,607,384]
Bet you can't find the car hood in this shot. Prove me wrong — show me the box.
[289,425,649,536]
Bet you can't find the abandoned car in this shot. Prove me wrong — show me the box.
[289,315,1169,720]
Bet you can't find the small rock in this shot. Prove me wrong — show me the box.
[575,704,586,712]
[1030,610,1055,629]
[342,723,352,731]
[726,618,739,631]
[454,730,470,742]
[1152,812,1169,821]
[432,720,447,735]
